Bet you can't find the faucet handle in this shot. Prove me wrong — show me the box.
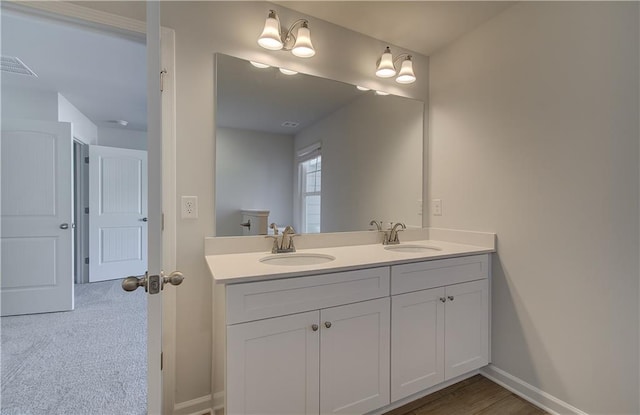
[269,223,279,235]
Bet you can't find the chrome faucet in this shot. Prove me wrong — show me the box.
[265,224,297,253]
[369,220,383,231]
[388,222,406,244]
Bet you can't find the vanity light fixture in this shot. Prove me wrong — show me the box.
[356,86,371,91]
[375,46,416,84]
[375,90,390,96]
[250,61,270,69]
[258,10,316,58]
[279,68,298,75]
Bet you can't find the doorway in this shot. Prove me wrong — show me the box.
[0,7,149,414]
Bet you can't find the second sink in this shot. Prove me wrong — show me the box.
[384,244,442,253]
[260,253,336,266]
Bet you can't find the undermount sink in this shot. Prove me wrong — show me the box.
[384,244,442,253]
[259,253,336,266]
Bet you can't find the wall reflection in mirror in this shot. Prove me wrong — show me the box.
[215,53,423,236]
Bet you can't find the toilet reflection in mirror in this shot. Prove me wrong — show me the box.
[214,53,424,237]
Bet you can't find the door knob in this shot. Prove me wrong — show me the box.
[448,296,454,301]
[324,321,332,328]
[311,324,319,332]
[60,223,69,229]
[122,270,185,294]
[141,217,148,222]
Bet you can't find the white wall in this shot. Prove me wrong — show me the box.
[429,2,639,414]
[98,126,147,150]
[1,87,58,121]
[58,93,97,144]
[215,127,293,236]
[295,93,423,233]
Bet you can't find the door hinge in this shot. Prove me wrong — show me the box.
[160,69,167,92]
[84,156,89,164]
[161,352,163,371]
[84,257,89,265]
[84,207,89,214]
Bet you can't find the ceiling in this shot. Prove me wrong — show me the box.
[1,9,147,131]
[1,2,514,134]
[275,1,515,56]
[217,54,366,135]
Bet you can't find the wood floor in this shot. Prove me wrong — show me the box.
[384,375,547,415]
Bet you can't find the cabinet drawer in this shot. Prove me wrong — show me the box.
[227,267,390,324]
[391,255,488,295]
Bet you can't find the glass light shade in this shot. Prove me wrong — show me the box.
[250,61,270,69]
[258,13,283,50]
[279,68,298,75]
[356,86,370,91]
[375,90,390,96]
[396,57,416,84]
[291,24,315,58]
[375,47,396,78]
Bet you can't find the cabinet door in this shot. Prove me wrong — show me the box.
[391,287,445,401]
[320,297,390,415]
[445,279,489,380]
[227,311,320,415]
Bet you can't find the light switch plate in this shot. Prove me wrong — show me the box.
[432,199,442,216]
[181,196,198,219]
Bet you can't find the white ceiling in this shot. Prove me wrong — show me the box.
[1,10,147,131]
[217,54,366,135]
[1,2,514,135]
[275,1,515,56]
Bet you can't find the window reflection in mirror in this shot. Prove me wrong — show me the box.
[214,53,423,236]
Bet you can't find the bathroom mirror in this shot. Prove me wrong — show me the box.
[215,53,423,236]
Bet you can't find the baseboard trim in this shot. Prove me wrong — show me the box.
[480,365,588,415]
[173,394,212,415]
[212,391,225,411]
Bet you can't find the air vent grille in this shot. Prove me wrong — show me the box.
[281,121,299,128]
[1,56,38,77]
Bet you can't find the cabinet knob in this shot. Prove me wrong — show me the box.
[448,296,454,301]
[311,324,319,332]
[440,297,446,302]
[324,321,332,329]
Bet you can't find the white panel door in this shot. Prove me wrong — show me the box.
[1,120,73,316]
[320,297,390,415]
[89,145,147,282]
[391,287,445,401]
[227,311,320,415]
[444,279,489,380]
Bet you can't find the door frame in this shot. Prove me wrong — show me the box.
[3,2,178,413]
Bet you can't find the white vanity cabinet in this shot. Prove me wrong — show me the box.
[390,255,489,402]
[223,253,490,415]
[225,267,391,415]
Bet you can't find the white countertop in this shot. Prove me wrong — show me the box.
[206,239,494,284]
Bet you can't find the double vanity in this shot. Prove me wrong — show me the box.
[206,228,495,415]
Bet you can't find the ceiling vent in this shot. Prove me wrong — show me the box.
[1,56,38,77]
[281,121,299,128]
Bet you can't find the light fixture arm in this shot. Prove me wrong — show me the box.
[281,19,309,50]
[393,53,412,66]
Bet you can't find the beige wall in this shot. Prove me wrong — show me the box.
[429,2,639,414]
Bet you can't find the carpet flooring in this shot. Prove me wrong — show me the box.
[1,279,146,415]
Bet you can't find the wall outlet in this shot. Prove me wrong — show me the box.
[432,199,442,216]
[181,196,198,219]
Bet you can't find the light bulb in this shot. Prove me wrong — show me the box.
[250,61,270,69]
[356,86,370,91]
[291,22,315,58]
[396,56,416,84]
[375,46,396,78]
[375,90,390,96]
[258,11,283,51]
[279,68,298,75]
